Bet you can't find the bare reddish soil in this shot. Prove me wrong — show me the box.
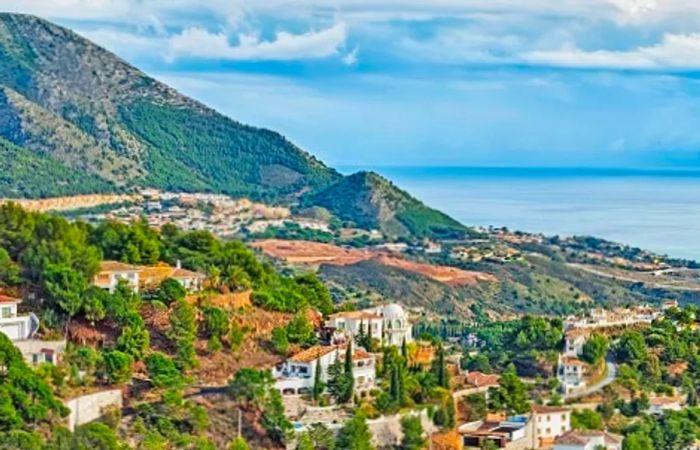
[251,239,496,286]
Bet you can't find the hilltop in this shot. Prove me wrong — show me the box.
[304,171,469,239]
[0,13,339,202]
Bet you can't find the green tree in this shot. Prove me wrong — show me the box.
[571,409,603,430]
[203,306,229,352]
[297,433,314,450]
[286,313,317,347]
[102,350,133,384]
[229,436,250,450]
[42,264,86,319]
[623,432,654,450]
[312,356,325,404]
[0,248,20,286]
[616,331,648,367]
[432,345,449,389]
[337,411,374,450]
[271,326,289,355]
[116,324,150,360]
[228,321,247,352]
[398,415,425,450]
[81,286,108,325]
[169,299,198,369]
[145,352,183,389]
[581,333,609,365]
[156,278,186,305]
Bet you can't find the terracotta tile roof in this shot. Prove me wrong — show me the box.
[650,396,682,406]
[555,430,623,446]
[466,371,501,387]
[289,345,337,363]
[0,294,20,304]
[352,349,372,361]
[531,404,570,414]
[565,328,590,339]
[329,310,381,321]
[561,356,587,366]
[99,261,140,272]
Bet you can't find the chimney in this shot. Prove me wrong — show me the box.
[176,259,181,269]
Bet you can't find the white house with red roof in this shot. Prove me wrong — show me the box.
[554,430,622,450]
[531,404,572,448]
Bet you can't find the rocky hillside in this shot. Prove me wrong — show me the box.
[0,13,340,201]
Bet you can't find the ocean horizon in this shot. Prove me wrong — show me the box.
[338,166,700,261]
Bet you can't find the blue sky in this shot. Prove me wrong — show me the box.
[5,0,700,168]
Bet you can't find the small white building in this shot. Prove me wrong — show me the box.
[531,405,572,448]
[558,356,588,395]
[326,303,413,348]
[647,396,683,415]
[14,339,66,366]
[93,261,141,293]
[554,430,623,450]
[564,330,588,357]
[0,295,39,341]
[273,345,376,396]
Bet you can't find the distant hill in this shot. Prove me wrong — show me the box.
[0,13,339,202]
[305,171,469,239]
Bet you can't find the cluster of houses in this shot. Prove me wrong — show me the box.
[563,303,674,330]
[273,303,413,396]
[459,403,622,450]
[0,259,207,366]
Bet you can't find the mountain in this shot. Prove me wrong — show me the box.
[0,13,470,240]
[0,13,339,202]
[305,171,469,239]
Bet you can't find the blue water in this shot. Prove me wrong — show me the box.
[339,166,700,260]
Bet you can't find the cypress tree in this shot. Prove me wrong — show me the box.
[344,341,354,400]
[312,352,324,404]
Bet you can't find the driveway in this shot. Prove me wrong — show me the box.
[564,360,617,400]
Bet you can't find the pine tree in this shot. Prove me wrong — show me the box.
[336,411,375,450]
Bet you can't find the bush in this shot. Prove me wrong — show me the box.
[102,350,133,384]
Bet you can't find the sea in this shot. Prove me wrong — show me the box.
[339,166,700,261]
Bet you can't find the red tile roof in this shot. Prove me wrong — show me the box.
[0,294,20,304]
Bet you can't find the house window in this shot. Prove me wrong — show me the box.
[562,414,567,420]
[1,306,10,318]
[546,428,551,434]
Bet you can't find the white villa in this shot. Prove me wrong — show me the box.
[273,345,376,396]
[558,356,588,395]
[93,260,205,293]
[93,261,141,293]
[326,303,413,347]
[0,295,38,340]
[532,405,572,449]
[0,295,65,366]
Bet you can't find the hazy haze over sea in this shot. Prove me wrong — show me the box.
[341,167,700,261]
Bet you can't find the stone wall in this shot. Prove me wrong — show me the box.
[64,389,123,431]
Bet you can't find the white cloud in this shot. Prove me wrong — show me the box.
[522,33,700,69]
[341,47,359,65]
[166,22,347,61]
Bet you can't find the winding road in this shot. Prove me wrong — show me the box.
[564,360,617,400]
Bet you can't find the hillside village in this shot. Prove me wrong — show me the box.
[3,202,700,450]
[3,11,700,450]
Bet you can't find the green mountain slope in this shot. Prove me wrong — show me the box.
[305,171,469,239]
[0,137,115,197]
[0,13,340,201]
